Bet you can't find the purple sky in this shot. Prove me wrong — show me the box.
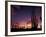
[11,5,42,25]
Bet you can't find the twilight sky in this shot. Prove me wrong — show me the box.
[11,5,42,26]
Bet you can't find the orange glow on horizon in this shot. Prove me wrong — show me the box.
[12,21,32,29]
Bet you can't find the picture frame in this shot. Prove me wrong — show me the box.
[5,1,45,36]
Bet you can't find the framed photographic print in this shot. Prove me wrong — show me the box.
[5,1,45,36]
